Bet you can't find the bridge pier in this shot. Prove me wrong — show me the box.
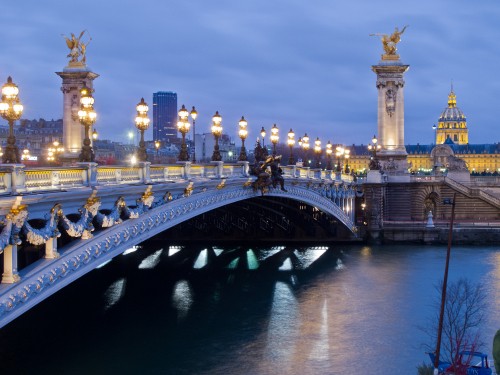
[2,244,20,284]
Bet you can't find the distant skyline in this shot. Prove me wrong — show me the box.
[1,0,500,146]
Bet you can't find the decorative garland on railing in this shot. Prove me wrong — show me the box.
[0,199,28,254]
[22,204,61,246]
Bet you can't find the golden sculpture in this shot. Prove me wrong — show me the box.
[62,30,92,65]
[370,26,408,59]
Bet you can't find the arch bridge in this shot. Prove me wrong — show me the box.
[0,161,359,327]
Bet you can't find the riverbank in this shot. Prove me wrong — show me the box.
[366,225,500,245]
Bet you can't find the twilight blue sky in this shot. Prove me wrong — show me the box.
[1,0,499,145]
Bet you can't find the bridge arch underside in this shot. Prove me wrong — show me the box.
[0,185,356,327]
[161,196,355,241]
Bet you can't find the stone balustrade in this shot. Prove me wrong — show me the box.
[0,161,358,194]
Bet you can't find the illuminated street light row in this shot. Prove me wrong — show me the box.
[0,77,382,171]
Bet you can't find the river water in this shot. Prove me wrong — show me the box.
[0,243,499,375]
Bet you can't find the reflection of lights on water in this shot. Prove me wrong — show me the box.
[138,249,163,269]
[193,249,208,269]
[168,246,182,256]
[361,246,372,257]
[213,248,224,256]
[294,247,328,269]
[104,278,126,310]
[227,258,239,269]
[265,281,298,366]
[122,246,139,255]
[279,258,293,271]
[335,259,345,270]
[257,248,282,261]
[309,299,329,360]
[96,259,112,269]
[247,250,259,269]
[172,280,193,320]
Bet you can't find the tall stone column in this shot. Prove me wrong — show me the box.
[370,28,410,180]
[56,32,98,163]
[56,69,98,159]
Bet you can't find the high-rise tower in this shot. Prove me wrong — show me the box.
[153,92,177,144]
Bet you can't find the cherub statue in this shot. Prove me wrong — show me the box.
[370,25,408,56]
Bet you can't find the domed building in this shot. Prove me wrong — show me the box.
[436,87,468,145]
[348,88,500,175]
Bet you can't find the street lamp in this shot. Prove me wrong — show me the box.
[270,124,279,156]
[21,148,30,161]
[0,76,23,163]
[47,141,64,164]
[287,128,295,165]
[77,83,96,162]
[135,97,150,162]
[326,140,333,170]
[155,140,160,163]
[335,145,344,172]
[314,137,321,168]
[302,133,310,166]
[260,127,266,149]
[368,135,382,170]
[344,148,351,173]
[238,116,248,161]
[177,104,190,161]
[211,111,222,161]
[92,129,98,140]
[190,106,198,162]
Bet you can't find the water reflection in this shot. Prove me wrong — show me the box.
[263,281,299,373]
[104,278,126,310]
[0,244,499,375]
[172,280,193,320]
[138,248,163,269]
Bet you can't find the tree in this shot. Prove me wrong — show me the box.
[422,278,487,367]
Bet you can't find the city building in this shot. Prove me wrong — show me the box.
[347,89,500,175]
[153,91,177,144]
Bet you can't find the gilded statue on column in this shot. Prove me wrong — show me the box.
[61,30,92,66]
[370,26,408,59]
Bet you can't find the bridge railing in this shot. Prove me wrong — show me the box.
[0,161,360,195]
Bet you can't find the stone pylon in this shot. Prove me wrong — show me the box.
[56,61,99,160]
[372,54,410,180]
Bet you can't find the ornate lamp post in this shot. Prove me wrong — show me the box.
[335,145,344,172]
[21,148,30,161]
[344,148,351,173]
[238,116,248,161]
[326,140,333,170]
[211,111,223,161]
[287,128,295,165]
[270,124,279,156]
[0,77,24,163]
[314,137,322,168]
[302,133,310,166]
[48,141,64,164]
[177,104,190,161]
[155,140,160,163]
[368,135,382,170]
[260,127,266,149]
[77,83,96,162]
[190,106,198,162]
[135,98,150,162]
